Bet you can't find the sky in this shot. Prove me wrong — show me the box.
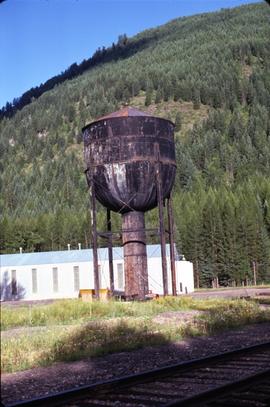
[0,0,263,109]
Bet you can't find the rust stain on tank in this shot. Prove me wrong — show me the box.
[83,107,176,214]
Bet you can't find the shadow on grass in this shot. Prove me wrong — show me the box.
[43,303,267,364]
[0,319,187,406]
[41,319,170,365]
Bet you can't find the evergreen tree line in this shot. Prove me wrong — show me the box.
[0,3,269,287]
[174,178,270,287]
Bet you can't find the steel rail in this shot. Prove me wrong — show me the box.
[3,341,270,407]
[166,369,270,406]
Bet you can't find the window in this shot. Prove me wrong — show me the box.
[73,266,80,291]
[11,270,17,295]
[32,269,38,293]
[117,263,124,290]
[52,267,58,292]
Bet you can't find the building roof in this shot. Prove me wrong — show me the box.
[0,244,173,267]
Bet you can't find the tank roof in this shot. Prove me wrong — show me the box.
[82,106,174,131]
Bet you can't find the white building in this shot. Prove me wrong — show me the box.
[0,245,194,301]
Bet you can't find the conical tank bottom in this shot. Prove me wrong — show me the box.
[83,107,176,214]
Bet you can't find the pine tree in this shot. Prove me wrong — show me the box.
[174,112,182,132]
[192,89,201,110]
[145,88,152,106]
[155,88,162,104]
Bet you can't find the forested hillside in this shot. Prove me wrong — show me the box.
[1,3,270,287]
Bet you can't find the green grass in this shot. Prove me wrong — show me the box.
[252,296,270,305]
[1,296,197,330]
[1,297,270,373]
[1,296,268,330]
[198,299,269,334]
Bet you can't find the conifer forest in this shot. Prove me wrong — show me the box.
[0,3,270,287]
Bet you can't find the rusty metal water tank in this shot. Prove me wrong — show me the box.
[83,107,176,299]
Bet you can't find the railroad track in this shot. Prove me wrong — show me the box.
[3,342,270,407]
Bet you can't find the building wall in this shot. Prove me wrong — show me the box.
[0,255,194,301]
[147,258,194,295]
[175,261,194,294]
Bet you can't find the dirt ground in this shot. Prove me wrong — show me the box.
[191,287,270,299]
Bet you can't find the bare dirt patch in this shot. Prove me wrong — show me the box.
[153,310,203,325]
[192,287,270,299]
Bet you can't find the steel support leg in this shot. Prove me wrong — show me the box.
[90,179,99,299]
[167,195,177,296]
[107,209,114,295]
[155,145,168,296]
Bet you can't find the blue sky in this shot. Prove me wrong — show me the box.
[0,0,263,108]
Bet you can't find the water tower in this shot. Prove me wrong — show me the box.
[83,107,176,299]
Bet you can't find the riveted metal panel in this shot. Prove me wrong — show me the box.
[83,113,176,214]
